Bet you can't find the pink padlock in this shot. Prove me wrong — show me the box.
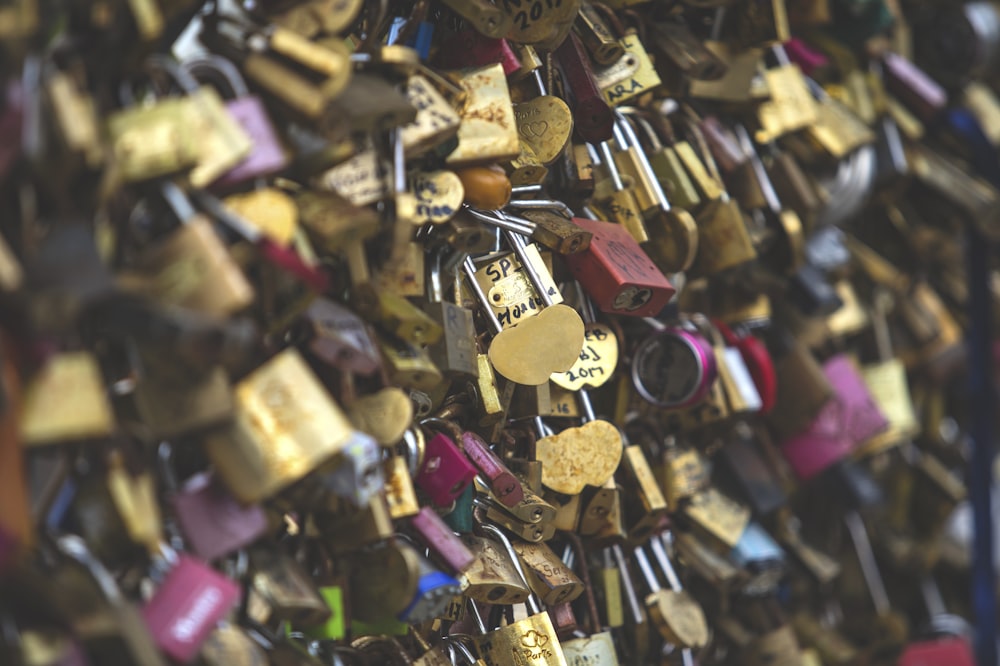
[171,471,269,562]
[461,431,524,507]
[182,55,289,190]
[415,431,478,506]
[435,30,521,76]
[409,506,476,574]
[142,552,241,663]
[780,355,888,481]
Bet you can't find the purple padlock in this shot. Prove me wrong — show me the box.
[781,355,889,481]
[170,471,269,562]
[415,431,478,506]
[183,56,289,190]
[142,552,241,663]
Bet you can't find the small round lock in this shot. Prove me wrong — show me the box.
[631,324,717,408]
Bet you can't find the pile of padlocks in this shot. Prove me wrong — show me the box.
[3,0,1000,663]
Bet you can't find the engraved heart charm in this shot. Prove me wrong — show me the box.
[522,120,549,138]
[513,96,574,165]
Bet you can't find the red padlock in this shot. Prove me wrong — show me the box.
[716,320,777,414]
[565,217,675,317]
[897,637,975,666]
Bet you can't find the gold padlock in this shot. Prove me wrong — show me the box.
[205,348,358,503]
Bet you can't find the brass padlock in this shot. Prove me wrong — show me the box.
[204,348,358,503]
[470,525,570,666]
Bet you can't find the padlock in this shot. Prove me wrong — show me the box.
[201,16,351,134]
[436,0,512,39]
[422,248,479,379]
[477,484,559,543]
[511,71,575,169]
[511,540,585,607]
[591,15,662,107]
[124,184,255,318]
[564,217,675,317]
[246,546,331,627]
[557,535,620,664]
[587,142,649,243]
[549,286,619,390]
[630,318,717,409]
[780,355,888,482]
[856,289,919,457]
[409,505,476,575]
[500,0,580,49]
[465,242,584,387]
[574,3,625,65]
[415,427,478,507]
[144,55,255,188]
[18,351,115,446]
[470,524,570,666]
[459,533,532,606]
[204,348,359,503]
[446,64,520,167]
[648,18,728,81]
[618,444,669,544]
[141,545,241,663]
[182,54,289,189]
[164,466,268,563]
[396,543,464,624]
[730,521,786,596]
[715,424,786,516]
[681,486,752,552]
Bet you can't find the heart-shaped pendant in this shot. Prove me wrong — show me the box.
[536,419,623,495]
[488,304,584,386]
[513,96,574,165]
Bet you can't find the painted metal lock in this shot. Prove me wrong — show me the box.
[409,506,476,574]
[461,430,524,507]
[170,471,268,562]
[780,355,889,481]
[415,431,478,506]
[437,29,521,75]
[142,554,241,663]
[897,637,975,666]
[631,324,717,409]
[565,217,675,317]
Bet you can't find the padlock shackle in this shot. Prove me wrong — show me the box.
[182,54,251,98]
[480,523,542,615]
